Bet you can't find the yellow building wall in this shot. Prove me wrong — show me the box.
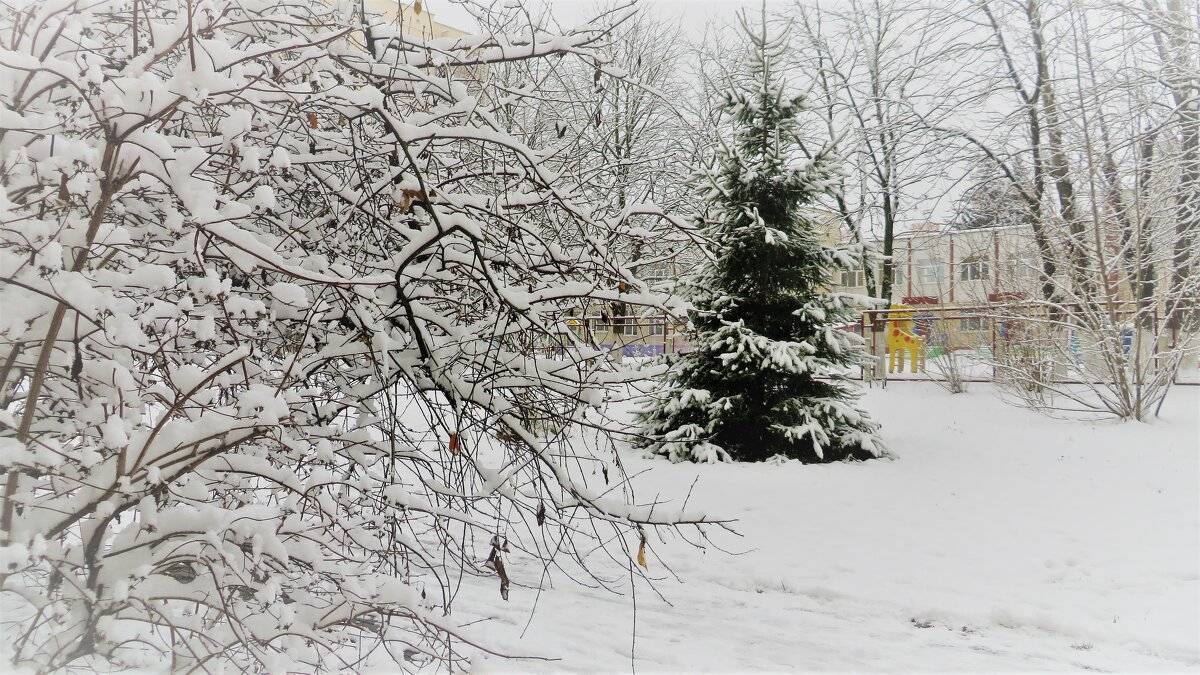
[362,1,469,41]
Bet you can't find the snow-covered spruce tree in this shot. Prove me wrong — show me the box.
[0,1,717,671]
[635,14,883,464]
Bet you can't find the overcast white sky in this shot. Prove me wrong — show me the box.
[417,0,790,36]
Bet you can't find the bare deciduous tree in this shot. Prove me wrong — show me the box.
[790,0,963,382]
[933,0,1200,418]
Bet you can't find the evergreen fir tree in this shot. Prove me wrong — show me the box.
[635,13,884,464]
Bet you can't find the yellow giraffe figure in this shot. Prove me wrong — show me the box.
[886,305,926,373]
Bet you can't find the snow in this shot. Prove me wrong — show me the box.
[463,383,1200,672]
[268,281,308,307]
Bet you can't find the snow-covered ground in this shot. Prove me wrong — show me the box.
[462,383,1199,673]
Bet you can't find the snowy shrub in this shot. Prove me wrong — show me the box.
[928,347,971,394]
[0,1,713,670]
[990,306,1195,420]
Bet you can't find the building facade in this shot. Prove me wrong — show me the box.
[832,222,1044,309]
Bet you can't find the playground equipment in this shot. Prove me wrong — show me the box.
[887,305,926,373]
[858,300,1199,385]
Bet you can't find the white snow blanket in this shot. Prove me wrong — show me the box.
[464,383,1199,672]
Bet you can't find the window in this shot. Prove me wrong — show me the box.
[960,315,987,332]
[839,269,864,288]
[613,316,638,336]
[893,266,904,286]
[960,257,990,281]
[641,265,670,283]
[918,261,944,285]
[1008,259,1037,280]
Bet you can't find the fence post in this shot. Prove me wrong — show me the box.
[860,312,868,382]
[990,315,997,382]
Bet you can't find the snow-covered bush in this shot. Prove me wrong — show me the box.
[928,347,971,395]
[990,305,1195,420]
[0,1,711,670]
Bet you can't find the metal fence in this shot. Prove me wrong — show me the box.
[564,316,690,357]
[856,302,1200,386]
[554,305,1199,386]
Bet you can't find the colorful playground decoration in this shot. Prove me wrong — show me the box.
[887,304,926,373]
